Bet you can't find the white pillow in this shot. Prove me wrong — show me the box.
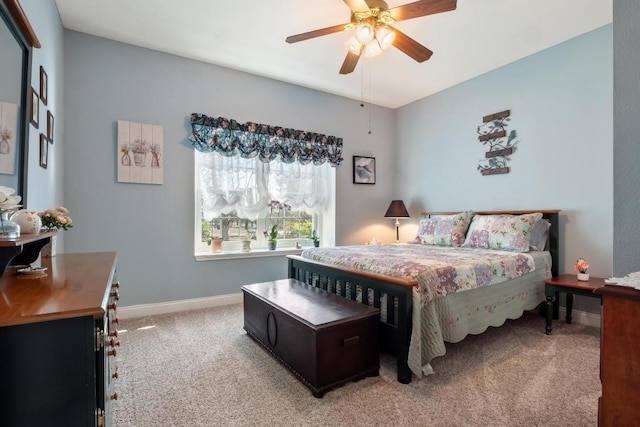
[529,219,551,251]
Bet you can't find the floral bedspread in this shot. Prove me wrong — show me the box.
[301,244,537,305]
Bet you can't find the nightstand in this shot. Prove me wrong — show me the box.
[544,274,606,334]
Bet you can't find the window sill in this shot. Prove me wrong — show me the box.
[195,247,304,261]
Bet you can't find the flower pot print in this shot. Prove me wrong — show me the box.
[121,152,131,166]
[151,152,160,168]
[133,151,146,166]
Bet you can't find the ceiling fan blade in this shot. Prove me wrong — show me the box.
[343,0,370,13]
[392,29,433,62]
[286,23,349,44]
[339,49,362,75]
[388,0,457,22]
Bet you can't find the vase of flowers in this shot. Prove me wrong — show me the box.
[574,258,590,281]
[38,207,73,257]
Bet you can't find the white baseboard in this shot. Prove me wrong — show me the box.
[558,306,601,328]
[117,294,602,328]
[118,293,243,319]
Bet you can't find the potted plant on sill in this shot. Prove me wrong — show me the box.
[242,231,254,252]
[209,233,223,253]
[266,224,278,250]
[312,229,320,247]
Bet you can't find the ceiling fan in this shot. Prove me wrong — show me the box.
[285,0,457,75]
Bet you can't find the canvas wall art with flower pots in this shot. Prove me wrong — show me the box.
[117,120,163,184]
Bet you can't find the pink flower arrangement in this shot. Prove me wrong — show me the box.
[574,258,589,274]
[38,207,73,231]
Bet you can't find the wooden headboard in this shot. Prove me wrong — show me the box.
[421,210,561,277]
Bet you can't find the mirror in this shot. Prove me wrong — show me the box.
[0,0,39,204]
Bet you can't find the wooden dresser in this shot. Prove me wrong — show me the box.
[0,252,120,427]
[595,284,640,426]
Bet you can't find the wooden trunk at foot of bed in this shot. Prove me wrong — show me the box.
[287,255,416,384]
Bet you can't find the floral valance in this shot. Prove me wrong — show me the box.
[189,113,343,167]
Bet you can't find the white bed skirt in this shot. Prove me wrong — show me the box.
[408,252,551,378]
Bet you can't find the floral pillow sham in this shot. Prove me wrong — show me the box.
[462,212,543,253]
[413,211,473,247]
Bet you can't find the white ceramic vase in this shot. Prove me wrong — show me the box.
[577,272,589,281]
[10,209,41,234]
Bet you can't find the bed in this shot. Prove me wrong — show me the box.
[287,209,560,384]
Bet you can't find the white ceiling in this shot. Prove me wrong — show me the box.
[55,0,612,109]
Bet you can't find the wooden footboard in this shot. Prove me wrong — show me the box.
[287,255,417,384]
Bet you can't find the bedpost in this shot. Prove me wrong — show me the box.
[395,286,413,384]
[545,211,560,277]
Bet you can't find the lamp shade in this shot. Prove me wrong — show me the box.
[384,200,409,218]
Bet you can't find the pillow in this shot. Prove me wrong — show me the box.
[462,212,543,252]
[529,219,551,251]
[414,211,473,247]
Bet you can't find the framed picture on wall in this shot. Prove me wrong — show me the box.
[353,156,375,184]
[47,110,54,142]
[30,86,39,128]
[40,66,48,105]
[39,133,48,169]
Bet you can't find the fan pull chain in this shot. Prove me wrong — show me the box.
[360,65,365,108]
[368,64,372,135]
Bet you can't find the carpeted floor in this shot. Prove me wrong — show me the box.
[112,304,600,427]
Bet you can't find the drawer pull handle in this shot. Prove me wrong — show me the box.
[342,336,360,348]
[266,312,278,347]
[111,392,118,401]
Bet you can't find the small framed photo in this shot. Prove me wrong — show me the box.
[30,86,39,128]
[47,110,54,142]
[353,156,376,184]
[39,133,48,169]
[40,66,48,105]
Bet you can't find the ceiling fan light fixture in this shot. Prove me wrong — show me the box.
[376,26,395,50]
[363,39,382,58]
[355,22,374,44]
[346,36,362,54]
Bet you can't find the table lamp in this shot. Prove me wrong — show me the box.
[384,200,410,243]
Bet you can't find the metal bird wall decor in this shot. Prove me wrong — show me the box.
[477,110,518,176]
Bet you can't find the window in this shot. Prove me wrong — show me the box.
[189,113,342,256]
[194,151,334,254]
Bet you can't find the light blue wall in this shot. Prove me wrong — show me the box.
[62,31,396,305]
[396,25,613,313]
[613,0,640,276]
[20,0,65,225]
[17,2,620,313]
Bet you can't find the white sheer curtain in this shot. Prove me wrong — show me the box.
[199,151,329,221]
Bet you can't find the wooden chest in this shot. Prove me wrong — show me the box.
[242,279,380,397]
